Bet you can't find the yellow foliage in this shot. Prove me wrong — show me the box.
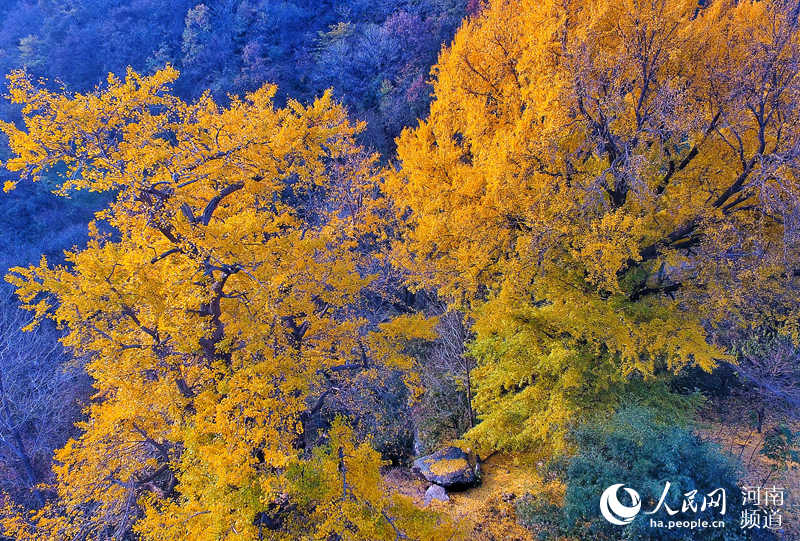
[427,458,469,476]
[387,0,800,453]
[1,69,454,540]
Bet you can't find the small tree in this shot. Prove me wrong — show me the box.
[728,327,800,432]
[415,308,475,452]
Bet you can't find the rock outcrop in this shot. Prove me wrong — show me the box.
[412,446,480,489]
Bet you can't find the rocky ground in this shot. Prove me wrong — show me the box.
[384,454,549,540]
[384,417,799,541]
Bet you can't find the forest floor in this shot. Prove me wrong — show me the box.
[384,454,546,540]
[385,406,800,540]
[699,398,800,540]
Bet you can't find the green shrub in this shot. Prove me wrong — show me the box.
[760,423,800,484]
[515,493,563,540]
[519,407,777,540]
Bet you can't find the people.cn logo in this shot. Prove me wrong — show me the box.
[600,484,642,525]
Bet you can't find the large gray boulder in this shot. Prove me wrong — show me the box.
[412,446,480,489]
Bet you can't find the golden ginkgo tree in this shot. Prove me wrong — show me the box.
[387,0,800,453]
[1,68,457,541]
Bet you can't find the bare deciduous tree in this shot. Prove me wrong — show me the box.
[414,307,474,452]
[0,287,88,506]
[727,328,800,433]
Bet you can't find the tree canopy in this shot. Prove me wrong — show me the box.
[387,0,800,453]
[1,67,456,540]
[1,0,799,538]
